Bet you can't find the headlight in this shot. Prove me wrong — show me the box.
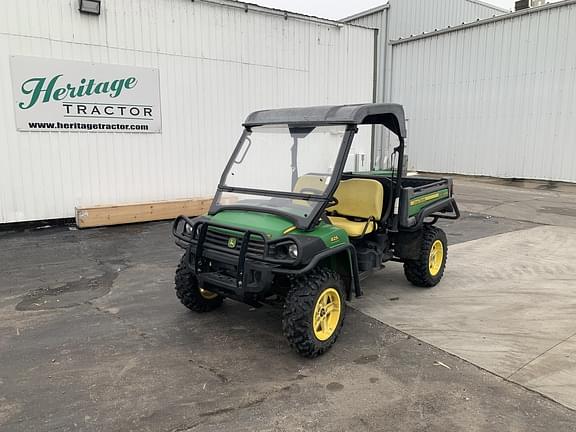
[288,244,299,259]
[185,223,194,235]
[269,241,299,260]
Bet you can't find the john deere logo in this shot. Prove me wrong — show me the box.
[227,237,237,249]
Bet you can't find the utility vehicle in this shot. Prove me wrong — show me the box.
[173,103,459,357]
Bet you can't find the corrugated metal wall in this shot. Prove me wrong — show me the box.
[346,0,505,101]
[388,0,505,40]
[344,8,390,167]
[386,0,505,99]
[345,0,505,169]
[391,1,576,182]
[346,8,387,104]
[0,0,375,223]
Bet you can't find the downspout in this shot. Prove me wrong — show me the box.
[383,5,406,176]
[378,6,392,170]
[370,27,379,170]
[382,6,390,103]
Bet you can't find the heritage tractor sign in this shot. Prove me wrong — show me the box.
[9,56,161,133]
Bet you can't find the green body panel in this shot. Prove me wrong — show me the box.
[408,188,449,217]
[210,211,293,240]
[291,224,349,248]
[208,210,349,247]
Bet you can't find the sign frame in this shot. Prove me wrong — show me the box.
[9,56,162,133]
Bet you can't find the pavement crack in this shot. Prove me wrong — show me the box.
[507,330,576,380]
[196,384,295,418]
[198,395,268,418]
[196,362,229,383]
[168,422,204,432]
[479,196,545,213]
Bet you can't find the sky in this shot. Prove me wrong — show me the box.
[251,1,553,21]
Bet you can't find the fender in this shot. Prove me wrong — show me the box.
[272,244,361,300]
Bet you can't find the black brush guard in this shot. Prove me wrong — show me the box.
[173,215,277,301]
[173,215,363,300]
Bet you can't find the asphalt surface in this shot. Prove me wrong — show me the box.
[1,181,576,431]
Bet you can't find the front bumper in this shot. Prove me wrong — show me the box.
[173,215,362,302]
[173,216,299,302]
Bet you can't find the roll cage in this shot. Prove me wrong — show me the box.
[210,103,407,231]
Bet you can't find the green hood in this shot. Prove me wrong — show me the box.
[208,210,349,248]
[210,210,295,240]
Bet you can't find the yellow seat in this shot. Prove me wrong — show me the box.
[327,179,384,238]
[293,174,329,207]
[293,174,329,194]
[328,216,378,237]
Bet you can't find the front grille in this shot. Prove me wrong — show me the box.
[203,228,265,258]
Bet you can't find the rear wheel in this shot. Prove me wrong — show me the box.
[403,226,447,287]
[175,254,224,312]
[282,268,346,358]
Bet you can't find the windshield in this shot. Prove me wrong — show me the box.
[213,124,348,225]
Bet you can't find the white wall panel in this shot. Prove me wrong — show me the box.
[346,0,505,102]
[388,0,505,40]
[345,9,386,101]
[0,0,374,223]
[390,1,576,182]
[345,0,505,169]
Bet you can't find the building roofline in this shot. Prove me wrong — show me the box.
[197,0,359,28]
[340,3,390,23]
[341,0,508,24]
[391,0,576,46]
[464,0,509,13]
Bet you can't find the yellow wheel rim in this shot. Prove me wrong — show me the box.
[313,288,341,341]
[199,287,218,300]
[429,239,444,277]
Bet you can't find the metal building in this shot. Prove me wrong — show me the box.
[0,0,375,223]
[390,1,576,182]
[344,0,507,104]
[343,0,507,167]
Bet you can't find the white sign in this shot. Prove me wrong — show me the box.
[10,56,162,133]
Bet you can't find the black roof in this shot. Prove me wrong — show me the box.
[244,103,406,138]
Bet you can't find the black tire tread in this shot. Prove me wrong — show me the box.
[175,255,224,312]
[403,226,447,288]
[282,268,345,358]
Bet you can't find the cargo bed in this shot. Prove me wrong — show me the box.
[342,172,459,230]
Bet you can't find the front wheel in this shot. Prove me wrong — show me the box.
[175,254,224,312]
[403,226,448,287]
[282,268,346,358]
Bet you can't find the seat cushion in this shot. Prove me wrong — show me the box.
[293,174,329,194]
[330,178,384,220]
[328,216,376,237]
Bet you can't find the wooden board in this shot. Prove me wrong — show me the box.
[75,197,213,228]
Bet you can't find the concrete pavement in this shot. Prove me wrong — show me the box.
[453,176,576,228]
[356,225,576,409]
[355,178,576,410]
